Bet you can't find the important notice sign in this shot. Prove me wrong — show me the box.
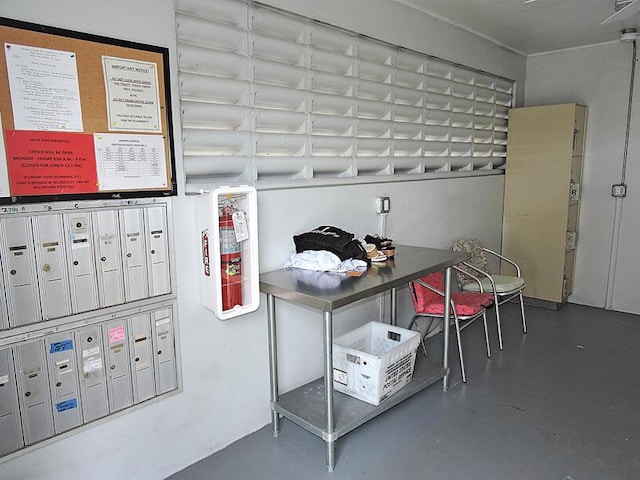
[103,56,161,132]
[4,130,98,195]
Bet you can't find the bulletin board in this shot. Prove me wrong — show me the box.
[0,17,177,204]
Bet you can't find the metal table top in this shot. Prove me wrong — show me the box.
[259,244,467,311]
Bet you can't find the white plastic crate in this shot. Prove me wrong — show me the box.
[332,322,420,406]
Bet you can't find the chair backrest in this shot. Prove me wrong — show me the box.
[451,238,490,286]
[409,272,444,309]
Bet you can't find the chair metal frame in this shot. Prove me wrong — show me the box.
[408,269,491,383]
[457,247,527,350]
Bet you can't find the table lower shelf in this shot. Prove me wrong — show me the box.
[272,353,447,442]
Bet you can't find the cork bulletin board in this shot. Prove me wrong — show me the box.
[0,17,176,203]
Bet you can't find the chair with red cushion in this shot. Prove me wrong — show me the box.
[408,271,494,383]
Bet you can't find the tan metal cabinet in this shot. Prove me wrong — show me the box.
[502,103,586,307]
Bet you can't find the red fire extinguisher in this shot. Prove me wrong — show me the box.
[220,204,242,311]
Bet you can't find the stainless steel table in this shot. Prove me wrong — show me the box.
[259,244,468,471]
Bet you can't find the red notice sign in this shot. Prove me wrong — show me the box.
[4,130,98,196]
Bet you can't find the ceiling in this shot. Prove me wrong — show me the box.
[395,0,640,55]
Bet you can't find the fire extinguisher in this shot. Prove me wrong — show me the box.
[219,203,242,311]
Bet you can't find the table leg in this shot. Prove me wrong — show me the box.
[323,310,335,471]
[442,267,452,392]
[267,294,280,436]
[390,287,397,326]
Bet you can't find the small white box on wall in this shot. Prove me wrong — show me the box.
[569,180,580,202]
[197,186,260,320]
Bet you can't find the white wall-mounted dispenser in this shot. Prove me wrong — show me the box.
[197,186,259,320]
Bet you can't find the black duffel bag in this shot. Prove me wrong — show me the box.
[293,226,368,262]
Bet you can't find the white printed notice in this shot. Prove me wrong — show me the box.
[4,43,83,131]
[0,113,11,197]
[103,56,161,132]
[94,133,167,190]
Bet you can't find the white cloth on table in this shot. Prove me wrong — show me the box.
[284,250,367,273]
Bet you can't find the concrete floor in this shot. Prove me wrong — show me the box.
[168,303,640,480]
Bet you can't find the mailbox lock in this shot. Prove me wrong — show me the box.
[101,256,107,262]
[135,357,140,362]
[127,253,132,258]
[87,336,93,343]
[56,381,62,387]
[42,264,51,272]
[151,249,156,255]
[25,391,31,397]
[110,365,116,370]
[76,222,82,228]
[10,269,16,275]
[157,350,162,355]
[73,260,79,266]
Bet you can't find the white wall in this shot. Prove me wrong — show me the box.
[0,1,525,478]
[525,42,638,309]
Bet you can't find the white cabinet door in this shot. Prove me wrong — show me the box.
[93,210,125,308]
[119,209,149,302]
[1,217,41,327]
[64,212,99,313]
[145,206,171,297]
[32,214,72,320]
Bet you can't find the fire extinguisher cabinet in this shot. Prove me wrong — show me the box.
[197,186,259,320]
